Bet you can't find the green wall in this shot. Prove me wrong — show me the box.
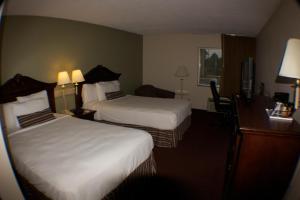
[1,16,143,112]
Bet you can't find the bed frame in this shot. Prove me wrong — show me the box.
[76,66,191,148]
[98,116,191,148]
[75,65,121,109]
[0,74,57,112]
[17,154,156,200]
[0,74,156,200]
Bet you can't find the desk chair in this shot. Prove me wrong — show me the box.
[210,81,232,122]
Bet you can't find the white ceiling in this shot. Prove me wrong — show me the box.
[4,0,281,36]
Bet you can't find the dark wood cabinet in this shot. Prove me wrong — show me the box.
[220,35,256,97]
[226,96,300,200]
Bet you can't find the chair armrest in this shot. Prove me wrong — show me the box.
[220,102,231,106]
[220,97,232,106]
[220,97,231,102]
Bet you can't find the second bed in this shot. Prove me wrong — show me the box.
[78,66,192,148]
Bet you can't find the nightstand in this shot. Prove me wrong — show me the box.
[70,109,96,121]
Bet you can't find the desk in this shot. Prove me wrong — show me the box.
[226,96,300,200]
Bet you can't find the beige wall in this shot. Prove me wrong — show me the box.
[1,16,143,112]
[143,34,221,109]
[256,0,300,100]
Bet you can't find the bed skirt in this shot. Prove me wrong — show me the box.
[97,115,191,148]
[16,153,156,200]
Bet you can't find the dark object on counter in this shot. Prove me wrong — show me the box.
[240,57,255,101]
[273,92,289,104]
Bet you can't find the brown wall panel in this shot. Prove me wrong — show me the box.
[220,35,256,97]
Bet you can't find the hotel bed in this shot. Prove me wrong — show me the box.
[78,66,192,148]
[0,74,156,200]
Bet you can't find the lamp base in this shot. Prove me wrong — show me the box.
[63,109,74,115]
[61,86,69,113]
[179,78,184,99]
[294,80,300,110]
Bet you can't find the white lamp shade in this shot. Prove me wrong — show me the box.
[72,69,85,83]
[175,66,189,78]
[57,71,71,86]
[279,38,300,79]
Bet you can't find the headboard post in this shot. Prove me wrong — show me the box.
[75,83,83,110]
[0,74,57,112]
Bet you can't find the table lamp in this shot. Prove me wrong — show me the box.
[279,38,300,110]
[175,65,189,98]
[72,69,85,95]
[57,71,71,113]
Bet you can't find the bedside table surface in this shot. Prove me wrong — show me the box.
[71,108,94,114]
[71,109,96,121]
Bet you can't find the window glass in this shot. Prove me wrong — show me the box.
[198,48,223,86]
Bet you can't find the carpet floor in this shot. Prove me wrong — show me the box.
[151,109,231,200]
[115,109,231,200]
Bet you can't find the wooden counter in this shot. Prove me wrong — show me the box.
[227,96,300,200]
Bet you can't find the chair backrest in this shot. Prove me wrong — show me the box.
[210,81,221,111]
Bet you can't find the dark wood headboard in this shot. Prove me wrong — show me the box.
[0,74,57,112]
[75,65,121,109]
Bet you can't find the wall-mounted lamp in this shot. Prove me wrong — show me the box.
[57,71,71,113]
[72,69,85,95]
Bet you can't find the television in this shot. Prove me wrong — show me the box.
[240,57,255,100]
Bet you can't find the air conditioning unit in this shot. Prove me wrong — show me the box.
[207,98,216,112]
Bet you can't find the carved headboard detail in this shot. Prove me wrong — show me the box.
[75,65,121,109]
[0,74,57,112]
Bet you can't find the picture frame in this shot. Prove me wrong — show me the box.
[197,48,223,87]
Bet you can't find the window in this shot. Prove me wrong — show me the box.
[197,48,223,86]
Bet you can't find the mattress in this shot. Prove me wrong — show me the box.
[8,115,153,200]
[83,95,192,130]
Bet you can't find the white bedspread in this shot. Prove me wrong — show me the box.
[8,115,153,200]
[83,95,191,130]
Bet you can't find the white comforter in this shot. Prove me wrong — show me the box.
[9,115,153,200]
[83,95,191,130]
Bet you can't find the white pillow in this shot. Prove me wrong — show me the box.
[82,84,98,104]
[17,90,50,108]
[13,98,48,117]
[2,101,20,133]
[98,80,120,93]
[95,83,107,101]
